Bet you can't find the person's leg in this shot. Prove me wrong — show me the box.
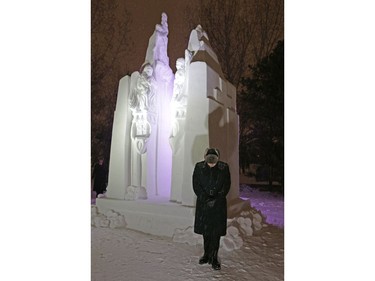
[211,233,221,270]
[96,189,101,197]
[199,234,211,264]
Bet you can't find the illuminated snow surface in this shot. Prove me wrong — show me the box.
[239,184,284,228]
[91,185,284,281]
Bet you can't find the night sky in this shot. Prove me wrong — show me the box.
[121,0,195,73]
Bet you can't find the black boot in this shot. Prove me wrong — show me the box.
[211,250,221,270]
[199,254,209,264]
[199,236,210,264]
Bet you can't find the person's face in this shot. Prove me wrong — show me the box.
[99,159,104,165]
[205,154,218,165]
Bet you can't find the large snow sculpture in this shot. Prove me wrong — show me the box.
[97,14,240,237]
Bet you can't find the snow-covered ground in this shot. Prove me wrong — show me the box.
[91,185,284,280]
[240,184,284,228]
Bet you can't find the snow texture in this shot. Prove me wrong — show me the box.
[92,185,284,280]
[91,206,127,229]
[91,195,266,252]
[92,222,283,281]
[171,206,265,252]
[240,184,284,228]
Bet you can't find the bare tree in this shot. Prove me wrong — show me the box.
[91,0,133,164]
[251,0,284,63]
[185,0,283,87]
[91,0,132,88]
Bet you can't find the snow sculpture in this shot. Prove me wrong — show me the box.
[170,24,239,206]
[98,15,240,237]
[126,63,154,200]
[143,12,174,198]
[105,13,173,201]
[169,57,187,203]
[129,64,154,112]
[145,12,169,67]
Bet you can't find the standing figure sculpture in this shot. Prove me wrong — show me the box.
[192,148,231,270]
[169,57,188,202]
[126,64,156,200]
[130,63,154,113]
[154,12,169,65]
[172,58,186,105]
[170,57,186,144]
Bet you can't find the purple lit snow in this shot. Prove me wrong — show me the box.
[239,184,284,228]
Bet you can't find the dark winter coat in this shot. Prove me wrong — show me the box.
[192,160,231,236]
[92,163,108,193]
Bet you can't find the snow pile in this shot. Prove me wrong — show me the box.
[91,206,127,229]
[252,212,263,231]
[221,225,243,251]
[172,207,265,252]
[234,216,253,236]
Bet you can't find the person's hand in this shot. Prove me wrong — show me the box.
[207,199,215,208]
[205,197,216,208]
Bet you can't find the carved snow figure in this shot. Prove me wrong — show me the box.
[130,63,154,112]
[142,12,174,197]
[170,58,187,139]
[169,57,187,202]
[126,64,155,200]
[172,58,186,103]
[145,12,169,67]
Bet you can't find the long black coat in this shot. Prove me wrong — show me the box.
[92,163,108,194]
[192,160,231,236]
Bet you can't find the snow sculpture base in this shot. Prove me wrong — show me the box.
[96,197,195,237]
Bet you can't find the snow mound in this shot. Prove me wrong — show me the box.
[91,206,127,229]
[172,205,265,252]
[236,216,253,236]
[221,212,260,251]
[252,213,263,231]
[221,225,243,251]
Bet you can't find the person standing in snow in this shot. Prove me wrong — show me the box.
[92,158,108,197]
[192,148,231,270]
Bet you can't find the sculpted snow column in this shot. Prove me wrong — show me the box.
[105,75,132,199]
[169,57,188,203]
[143,12,173,198]
[126,64,155,200]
